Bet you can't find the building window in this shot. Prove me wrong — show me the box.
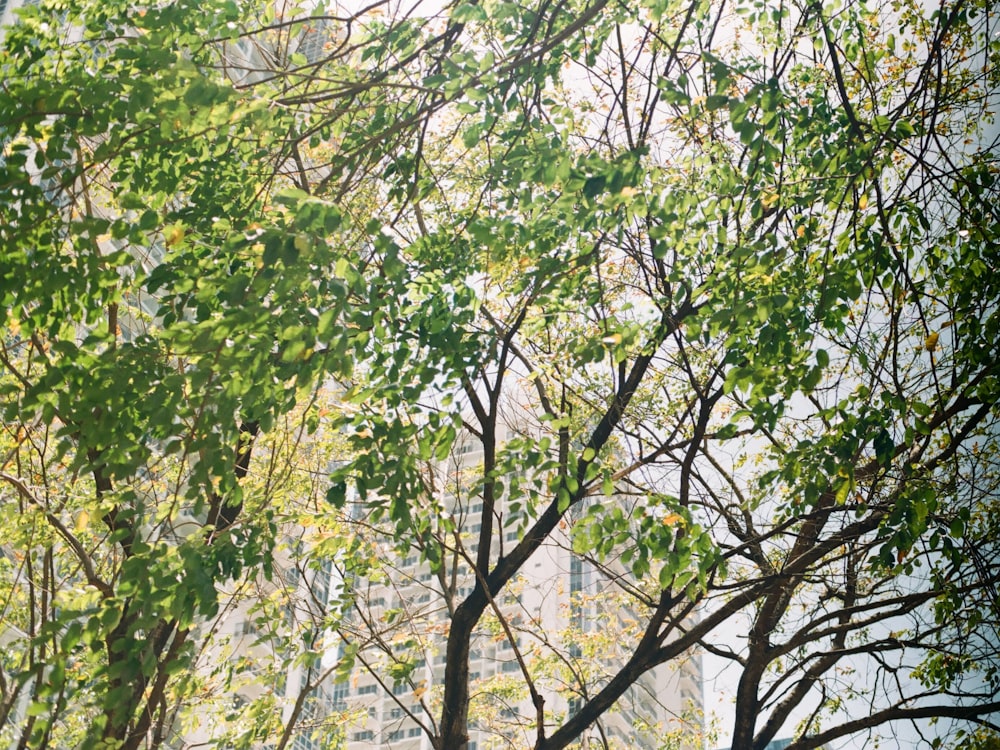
[570,556,584,593]
[568,698,582,718]
[352,731,374,741]
[408,727,422,737]
[310,558,333,605]
[357,684,378,695]
[388,730,405,741]
[328,680,348,711]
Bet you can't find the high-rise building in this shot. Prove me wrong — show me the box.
[0,0,25,30]
[326,430,704,750]
[177,546,344,750]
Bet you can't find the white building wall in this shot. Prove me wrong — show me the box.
[338,434,703,750]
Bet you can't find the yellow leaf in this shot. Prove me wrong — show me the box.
[796,225,806,238]
[75,510,90,532]
[858,194,869,210]
[924,332,939,352]
[620,186,640,198]
[661,513,683,526]
[165,225,185,247]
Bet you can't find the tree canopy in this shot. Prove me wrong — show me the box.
[1,0,998,748]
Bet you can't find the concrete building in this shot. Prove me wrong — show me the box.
[0,0,31,31]
[327,430,704,750]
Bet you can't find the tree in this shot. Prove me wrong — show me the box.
[1,0,998,749]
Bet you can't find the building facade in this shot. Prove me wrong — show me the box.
[325,432,704,750]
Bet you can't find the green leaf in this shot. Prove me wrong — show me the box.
[462,124,482,149]
[602,473,614,496]
[452,3,487,22]
[705,95,729,110]
[658,564,675,590]
[557,487,572,512]
[834,476,853,504]
[583,175,606,198]
[327,482,348,507]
